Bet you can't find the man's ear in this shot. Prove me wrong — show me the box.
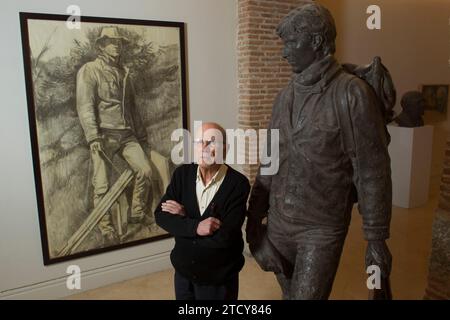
[311,34,324,52]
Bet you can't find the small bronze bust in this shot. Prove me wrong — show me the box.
[394,91,425,127]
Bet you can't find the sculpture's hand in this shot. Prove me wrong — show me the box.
[245,217,292,277]
[365,240,392,300]
[365,240,392,278]
[245,216,263,246]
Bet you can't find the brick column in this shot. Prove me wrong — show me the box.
[237,0,311,183]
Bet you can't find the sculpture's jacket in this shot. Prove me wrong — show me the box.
[248,55,392,241]
[76,54,147,144]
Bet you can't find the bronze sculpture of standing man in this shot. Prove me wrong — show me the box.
[246,3,392,300]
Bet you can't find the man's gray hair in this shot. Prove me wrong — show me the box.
[276,3,337,55]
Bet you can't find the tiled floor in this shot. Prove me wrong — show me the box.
[68,112,448,300]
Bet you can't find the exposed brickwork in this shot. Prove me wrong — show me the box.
[237,0,311,183]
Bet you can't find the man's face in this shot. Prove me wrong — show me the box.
[194,126,226,168]
[100,38,122,58]
[282,33,316,74]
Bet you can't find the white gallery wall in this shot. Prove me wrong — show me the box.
[0,0,238,299]
[318,0,450,118]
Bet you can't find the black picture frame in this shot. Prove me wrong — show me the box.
[19,12,188,265]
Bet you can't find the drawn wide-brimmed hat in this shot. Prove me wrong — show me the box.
[96,27,129,45]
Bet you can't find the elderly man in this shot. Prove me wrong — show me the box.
[246,3,392,299]
[76,26,152,246]
[155,122,250,300]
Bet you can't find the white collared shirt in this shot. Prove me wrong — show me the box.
[196,164,228,215]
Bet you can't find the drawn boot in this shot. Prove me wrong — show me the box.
[98,213,119,247]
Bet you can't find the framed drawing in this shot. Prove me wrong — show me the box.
[20,12,188,265]
[421,84,449,114]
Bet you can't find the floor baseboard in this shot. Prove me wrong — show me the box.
[0,251,172,300]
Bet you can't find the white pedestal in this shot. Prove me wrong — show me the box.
[387,125,434,208]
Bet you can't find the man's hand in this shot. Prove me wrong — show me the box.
[161,200,185,216]
[365,240,392,278]
[196,217,221,236]
[90,140,103,153]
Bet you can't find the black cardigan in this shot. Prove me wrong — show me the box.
[155,164,250,285]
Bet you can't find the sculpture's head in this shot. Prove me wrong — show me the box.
[276,3,337,74]
[401,91,425,120]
